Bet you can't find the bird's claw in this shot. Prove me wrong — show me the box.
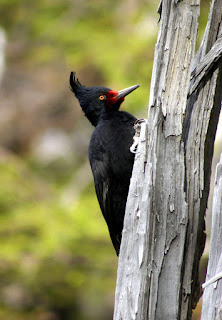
[130,119,147,154]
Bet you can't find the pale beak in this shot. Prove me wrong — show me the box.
[115,84,140,99]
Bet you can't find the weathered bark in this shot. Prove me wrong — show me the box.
[114,0,222,319]
[201,154,222,320]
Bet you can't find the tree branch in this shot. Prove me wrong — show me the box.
[189,36,222,96]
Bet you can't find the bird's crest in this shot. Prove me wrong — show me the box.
[69,71,85,95]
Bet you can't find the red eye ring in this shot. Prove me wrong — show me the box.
[99,95,106,100]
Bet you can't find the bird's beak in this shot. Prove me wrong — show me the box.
[115,84,140,99]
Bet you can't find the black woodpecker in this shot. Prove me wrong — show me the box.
[70,72,140,255]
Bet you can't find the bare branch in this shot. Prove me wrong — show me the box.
[189,36,222,95]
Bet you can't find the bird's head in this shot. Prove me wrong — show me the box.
[70,72,140,126]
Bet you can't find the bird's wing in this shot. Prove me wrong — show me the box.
[89,157,121,255]
[88,121,135,255]
[90,158,113,225]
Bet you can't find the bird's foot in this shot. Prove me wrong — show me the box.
[130,119,147,154]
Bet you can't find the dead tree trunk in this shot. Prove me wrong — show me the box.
[114,0,222,319]
[201,154,222,320]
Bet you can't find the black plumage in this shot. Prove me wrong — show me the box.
[70,72,140,255]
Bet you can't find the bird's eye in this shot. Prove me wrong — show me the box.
[99,95,106,100]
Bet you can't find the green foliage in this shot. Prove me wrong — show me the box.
[0,154,116,319]
[1,0,159,115]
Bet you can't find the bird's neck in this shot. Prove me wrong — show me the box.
[82,105,102,127]
[100,108,121,121]
[84,105,120,126]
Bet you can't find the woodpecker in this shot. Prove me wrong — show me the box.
[70,72,140,255]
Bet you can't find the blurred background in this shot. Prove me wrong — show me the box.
[0,0,221,319]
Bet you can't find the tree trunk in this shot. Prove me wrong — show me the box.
[114,0,222,319]
[201,154,222,320]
